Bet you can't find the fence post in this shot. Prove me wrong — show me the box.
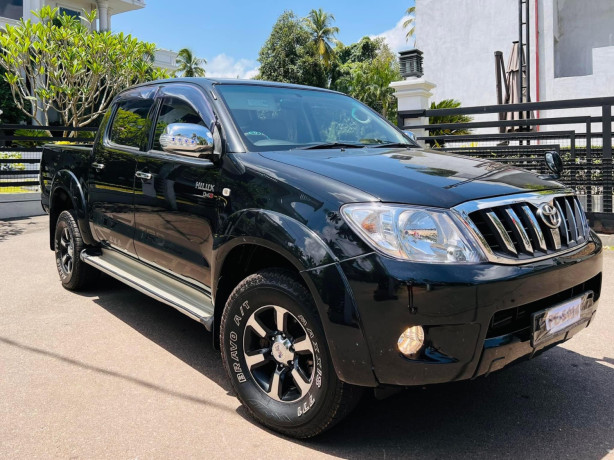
[390,77,436,147]
[603,104,612,213]
[586,119,592,212]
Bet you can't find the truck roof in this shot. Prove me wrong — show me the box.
[125,77,340,95]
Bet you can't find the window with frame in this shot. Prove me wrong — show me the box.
[58,7,80,19]
[152,97,207,151]
[108,98,154,149]
[0,0,23,20]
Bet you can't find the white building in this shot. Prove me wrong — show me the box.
[0,0,177,71]
[415,0,614,131]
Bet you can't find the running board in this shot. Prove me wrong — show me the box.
[81,249,214,330]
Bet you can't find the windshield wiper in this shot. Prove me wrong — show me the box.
[369,141,414,148]
[297,142,365,150]
[358,138,415,148]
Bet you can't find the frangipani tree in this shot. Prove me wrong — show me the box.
[0,6,168,131]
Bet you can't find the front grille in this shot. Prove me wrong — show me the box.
[486,273,602,338]
[465,195,589,262]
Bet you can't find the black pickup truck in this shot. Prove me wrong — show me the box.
[41,78,602,438]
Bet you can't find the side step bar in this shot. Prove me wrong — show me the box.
[81,249,214,330]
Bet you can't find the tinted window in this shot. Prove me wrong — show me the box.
[59,7,80,18]
[0,0,22,20]
[216,85,413,152]
[108,98,154,149]
[152,97,206,151]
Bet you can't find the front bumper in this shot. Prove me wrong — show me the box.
[339,233,603,386]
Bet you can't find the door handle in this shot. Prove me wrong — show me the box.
[92,162,105,171]
[135,171,152,180]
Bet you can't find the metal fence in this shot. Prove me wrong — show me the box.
[398,96,614,231]
[0,125,96,194]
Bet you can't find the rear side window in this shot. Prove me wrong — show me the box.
[108,97,155,149]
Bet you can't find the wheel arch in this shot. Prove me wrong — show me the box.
[49,170,95,250]
[212,209,377,387]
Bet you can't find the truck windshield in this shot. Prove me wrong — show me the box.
[216,84,417,152]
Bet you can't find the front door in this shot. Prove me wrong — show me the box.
[133,84,221,289]
[89,87,157,255]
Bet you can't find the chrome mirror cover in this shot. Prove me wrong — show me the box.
[159,123,214,156]
[403,130,416,140]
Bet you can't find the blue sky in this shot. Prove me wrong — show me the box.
[113,0,415,78]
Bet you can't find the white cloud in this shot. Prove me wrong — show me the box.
[371,16,415,53]
[206,53,259,79]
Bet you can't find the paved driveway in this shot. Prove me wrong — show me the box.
[1,216,613,459]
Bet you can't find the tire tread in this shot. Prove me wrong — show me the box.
[55,209,99,291]
[220,268,362,439]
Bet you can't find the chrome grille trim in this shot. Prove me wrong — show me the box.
[564,198,579,242]
[573,199,587,243]
[520,204,547,252]
[554,200,570,245]
[485,211,517,255]
[505,208,533,254]
[453,190,590,265]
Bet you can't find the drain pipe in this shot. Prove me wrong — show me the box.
[535,0,540,124]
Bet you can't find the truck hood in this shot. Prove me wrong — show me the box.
[259,148,563,208]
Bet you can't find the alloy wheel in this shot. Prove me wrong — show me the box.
[243,305,315,402]
[58,226,74,274]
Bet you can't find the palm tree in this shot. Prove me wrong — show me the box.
[303,9,340,66]
[403,6,415,43]
[176,48,206,77]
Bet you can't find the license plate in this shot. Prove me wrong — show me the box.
[532,292,592,346]
[544,299,581,334]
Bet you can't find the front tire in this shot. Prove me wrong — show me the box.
[220,269,362,438]
[54,209,99,291]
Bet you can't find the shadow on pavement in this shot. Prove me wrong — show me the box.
[81,274,232,394]
[77,275,613,458]
[0,215,47,242]
[0,219,26,242]
[299,347,614,459]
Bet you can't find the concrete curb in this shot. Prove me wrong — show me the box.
[0,193,44,220]
[597,233,614,247]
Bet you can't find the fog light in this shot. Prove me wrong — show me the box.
[398,326,425,356]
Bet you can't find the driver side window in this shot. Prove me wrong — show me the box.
[152,97,206,151]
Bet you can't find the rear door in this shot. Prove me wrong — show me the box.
[132,84,221,289]
[89,86,157,255]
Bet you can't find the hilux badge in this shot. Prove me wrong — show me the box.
[195,182,214,192]
[537,203,562,229]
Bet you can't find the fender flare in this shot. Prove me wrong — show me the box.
[49,170,96,248]
[215,209,377,387]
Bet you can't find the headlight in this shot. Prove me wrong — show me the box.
[341,204,486,263]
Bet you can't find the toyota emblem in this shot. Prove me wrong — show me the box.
[537,203,562,229]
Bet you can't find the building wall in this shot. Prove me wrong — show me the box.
[415,0,614,134]
[417,0,534,112]
[553,0,614,78]
[0,0,146,31]
[154,48,178,72]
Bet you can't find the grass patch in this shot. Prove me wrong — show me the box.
[0,187,34,194]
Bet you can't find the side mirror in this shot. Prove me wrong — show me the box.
[403,130,416,141]
[544,151,564,178]
[159,123,214,157]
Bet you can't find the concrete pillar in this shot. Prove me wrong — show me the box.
[107,7,112,31]
[97,0,109,31]
[390,77,436,147]
[23,0,42,22]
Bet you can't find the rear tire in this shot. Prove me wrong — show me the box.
[220,269,363,438]
[54,209,99,291]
